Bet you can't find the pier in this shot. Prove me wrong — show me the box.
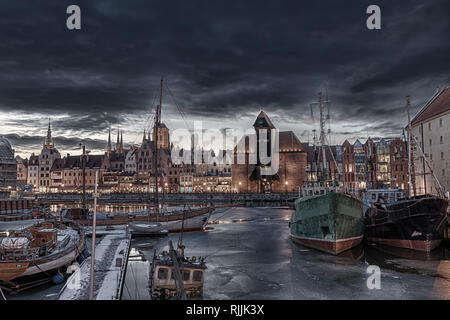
[58,226,131,300]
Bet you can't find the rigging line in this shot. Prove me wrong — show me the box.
[165,83,192,132]
[123,281,133,300]
[209,207,234,223]
[0,287,6,301]
[129,92,159,146]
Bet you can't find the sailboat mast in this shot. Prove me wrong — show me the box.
[154,77,163,217]
[319,93,327,182]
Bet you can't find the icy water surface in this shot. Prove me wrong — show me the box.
[122,207,450,300]
[2,207,448,300]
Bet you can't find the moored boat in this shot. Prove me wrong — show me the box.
[289,92,364,255]
[290,191,364,255]
[364,191,448,252]
[128,221,168,237]
[149,240,206,300]
[0,219,85,292]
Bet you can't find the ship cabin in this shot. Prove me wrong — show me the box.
[299,181,340,198]
[151,251,206,299]
[0,222,59,261]
[363,188,407,215]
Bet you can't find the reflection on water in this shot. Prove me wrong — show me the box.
[50,203,153,214]
[49,203,187,214]
[364,242,449,263]
[362,241,450,299]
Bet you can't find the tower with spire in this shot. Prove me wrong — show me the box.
[106,127,112,156]
[39,118,61,192]
[43,119,54,149]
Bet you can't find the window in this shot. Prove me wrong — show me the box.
[428,123,431,131]
[429,139,432,146]
[440,119,443,128]
[440,136,443,144]
[441,152,444,160]
[193,271,203,282]
[182,270,190,281]
[157,267,168,280]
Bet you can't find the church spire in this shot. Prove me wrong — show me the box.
[120,130,123,153]
[115,129,120,152]
[43,118,54,149]
[107,126,112,155]
[143,129,147,143]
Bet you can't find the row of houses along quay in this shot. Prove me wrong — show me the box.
[1,86,448,199]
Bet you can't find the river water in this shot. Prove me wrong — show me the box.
[122,207,450,300]
[2,207,449,300]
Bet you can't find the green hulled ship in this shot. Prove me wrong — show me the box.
[289,192,364,255]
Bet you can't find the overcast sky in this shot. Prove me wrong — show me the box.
[0,0,448,158]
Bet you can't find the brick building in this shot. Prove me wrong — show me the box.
[231,111,307,193]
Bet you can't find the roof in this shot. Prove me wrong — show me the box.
[64,154,104,169]
[0,137,14,159]
[29,155,39,165]
[109,152,125,162]
[253,111,275,129]
[234,131,304,154]
[51,158,64,171]
[411,87,450,126]
[342,139,353,153]
[279,131,304,152]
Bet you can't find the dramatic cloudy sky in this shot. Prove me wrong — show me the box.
[0,0,448,158]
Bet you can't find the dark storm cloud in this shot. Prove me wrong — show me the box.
[3,133,109,156]
[0,0,448,145]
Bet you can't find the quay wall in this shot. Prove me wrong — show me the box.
[35,192,299,207]
[0,199,37,215]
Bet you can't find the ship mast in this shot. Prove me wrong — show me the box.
[310,92,330,184]
[406,96,417,197]
[153,77,163,218]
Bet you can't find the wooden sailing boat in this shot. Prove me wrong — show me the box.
[128,77,212,235]
[0,218,85,293]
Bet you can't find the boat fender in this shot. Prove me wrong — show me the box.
[82,248,90,258]
[66,262,80,275]
[52,272,65,284]
[77,254,85,264]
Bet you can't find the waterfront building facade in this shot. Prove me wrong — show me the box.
[0,137,17,190]
[410,86,450,196]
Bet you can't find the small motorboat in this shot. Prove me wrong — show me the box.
[128,222,168,237]
[149,240,206,300]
